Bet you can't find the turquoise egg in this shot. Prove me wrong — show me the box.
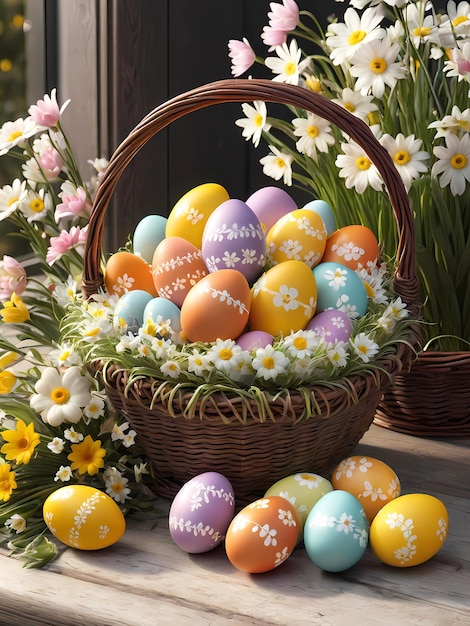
[133,214,168,264]
[304,490,369,572]
[302,200,336,236]
[312,262,367,318]
[114,290,154,330]
[143,297,181,333]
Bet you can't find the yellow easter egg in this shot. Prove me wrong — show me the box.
[249,260,317,337]
[43,485,126,550]
[266,208,327,268]
[166,183,230,248]
[104,251,157,297]
[369,493,449,567]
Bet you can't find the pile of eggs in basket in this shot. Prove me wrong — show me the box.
[167,457,449,574]
[104,182,381,342]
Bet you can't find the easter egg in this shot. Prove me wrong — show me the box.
[225,496,300,573]
[152,236,208,307]
[312,262,368,318]
[166,183,230,248]
[249,260,317,337]
[143,297,181,334]
[180,269,251,342]
[306,309,353,344]
[369,494,449,567]
[265,473,333,529]
[322,225,379,271]
[133,214,168,263]
[266,208,327,269]
[114,289,154,331]
[304,490,369,572]
[104,251,157,297]
[168,472,235,554]
[302,199,336,236]
[236,330,274,352]
[245,186,298,233]
[202,199,266,284]
[43,485,126,550]
[331,456,401,522]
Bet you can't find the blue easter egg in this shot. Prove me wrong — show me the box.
[302,200,336,237]
[133,214,168,263]
[115,290,154,330]
[312,262,368,318]
[143,297,181,333]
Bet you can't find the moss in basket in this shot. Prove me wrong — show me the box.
[59,255,416,421]
[228,0,470,352]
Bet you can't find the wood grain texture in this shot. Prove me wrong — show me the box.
[0,425,469,626]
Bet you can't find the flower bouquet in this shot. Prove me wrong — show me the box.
[0,91,155,568]
[228,0,470,435]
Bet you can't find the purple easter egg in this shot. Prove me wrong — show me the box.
[168,472,235,554]
[306,309,353,344]
[202,199,266,284]
[246,186,298,233]
[236,330,274,352]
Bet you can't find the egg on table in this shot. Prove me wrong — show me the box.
[43,485,126,550]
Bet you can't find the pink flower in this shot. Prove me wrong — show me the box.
[261,0,299,49]
[0,256,27,301]
[46,225,88,265]
[55,183,91,221]
[261,26,289,49]
[228,38,256,77]
[38,145,63,179]
[28,88,71,128]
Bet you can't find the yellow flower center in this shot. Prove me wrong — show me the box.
[307,125,319,139]
[344,102,355,113]
[370,58,387,74]
[305,76,322,92]
[451,153,467,170]
[51,387,70,405]
[16,437,29,451]
[355,156,371,171]
[262,356,275,369]
[219,348,233,360]
[275,157,286,169]
[30,198,45,213]
[413,26,431,38]
[84,327,100,337]
[393,150,410,165]
[453,15,469,27]
[282,293,292,304]
[0,59,13,72]
[363,281,375,298]
[7,130,22,142]
[254,113,263,127]
[7,196,19,207]
[112,483,124,494]
[293,337,307,351]
[284,62,297,76]
[348,30,366,46]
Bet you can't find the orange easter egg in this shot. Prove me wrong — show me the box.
[104,251,157,296]
[322,225,379,271]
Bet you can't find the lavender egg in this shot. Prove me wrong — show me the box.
[306,309,353,344]
[236,330,274,352]
[202,199,266,284]
[246,186,298,233]
[168,472,235,554]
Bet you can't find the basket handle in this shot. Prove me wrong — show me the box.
[82,78,418,307]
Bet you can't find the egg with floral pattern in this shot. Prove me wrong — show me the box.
[201,199,266,284]
[168,472,235,554]
[302,199,336,236]
[43,485,126,550]
[266,208,327,269]
[331,456,401,522]
[104,251,157,297]
[249,260,317,336]
[304,490,369,572]
[312,262,368,318]
[166,183,230,248]
[225,496,300,573]
[245,186,298,233]
[306,309,353,344]
[180,269,251,342]
[370,494,449,567]
[322,225,379,271]
[152,236,208,307]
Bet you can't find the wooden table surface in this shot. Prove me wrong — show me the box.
[1,424,469,626]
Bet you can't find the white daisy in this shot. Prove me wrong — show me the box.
[207,338,243,373]
[349,39,407,98]
[252,344,290,380]
[379,133,429,190]
[326,7,385,65]
[428,106,470,137]
[54,466,73,482]
[335,141,383,193]
[283,329,319,358]
[447,0,470,36]
[292,113,335,160]
[265,40,309,85]
[331,87,378,121]
[404,1,436,48]
[432,133,470,196]
[326,342,348,368]
[351,332,379,362]
[260,144,294,186]
[235,101,271,148]
[104,468,131,503]
[19,188,52,222]
[0,179,27,221]
[0,117,38,156]
[160,360,181,378]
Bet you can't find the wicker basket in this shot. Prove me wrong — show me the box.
[82,79,419,503]
[375,351,470,437]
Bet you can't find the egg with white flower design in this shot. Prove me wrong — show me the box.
[105,251,157,297]
[331,456,401,522]
[266,208,327,269]
[304,490,369,572]
[43,485,126,550]
[168,472,235,554]
[312,262,368,318]
[249,260,317,336]
[370,494,449,567]
[201,199,266,284]
[302,199,336,236]
[306,309,353,344]
[225,496,300,573]
[322,225,379,271]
